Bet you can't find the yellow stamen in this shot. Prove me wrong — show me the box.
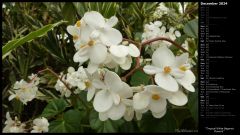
[164,66,171,74]
[76,20,81,27]
[85,81,92,88]
[88,40,95,46]
[15,96,20,100]
[73,35,79,41]
[179,65,187,71]
[152,94,160,100]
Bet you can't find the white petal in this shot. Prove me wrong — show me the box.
[107,103,126,120]
[124,107,134,121]
[171,68,185,78]
[111,92,120,105]
[120,56,132,70]
[87,62,99,74]
[155,72,179,92]
[106,16,118,27]
[92,79,106,89]
[83,11,105,29]
[80,24,93,43]
[152,46,175,68]
[135,111,143,120]
[73,51,89,63]
[104,70,122,92]
[111,55,126,65]
[152,108,167,118]
[8,94,16,101]
[67,26,80,36]
[100,27,122,45]
[93,90,113,112]
[121,99,133,106]
[144,85,172,99]
[143,65,162,75]
[105,60,118,69]
[133,92,150,111]
[89,44,107,64]
[168,90,188,106]
[109,45,128,58]
[117,82,133,98]
[128,44,140,57]
[99,112,108,121]
[175,30,181,37]
[87,87,96,101]
[103,53,113,64]
[149,98,167,113]
[176,70,195,92]
[175,53,189,67]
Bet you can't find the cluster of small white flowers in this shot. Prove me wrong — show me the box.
[142,21,181,51]
[66,11,140,74]
[153,3,170,19]
[8,74,40,105]
[31,117,49,133]
[3,112,26,133]
[3,112,49,133]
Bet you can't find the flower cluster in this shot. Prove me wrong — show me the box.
[67,11,140,74]
[8,74,40,105]
[142,21,181,51]
[3,112,49,133]
[153,3,170,19]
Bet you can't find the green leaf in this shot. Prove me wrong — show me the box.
[172,108,192,128]
[62,3,76,24]
[41,98,68,118]
[2,20,66,59]
[49,109,84,133]
[89,110,124,133]
[130,70,151,86]
[184,19,198,38]
[140,110,177,132]
[188,87,198,124]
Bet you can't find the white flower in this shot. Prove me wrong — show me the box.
[31,117,49,133]
[54,74,72,97]
[83,11,122,46]
[67,66,103,101]
[93,70,129,112]
[98,82,133,121]
[68,11,127,74]
[3,112,26,133]
[143,46,195,92]
[9,75,39,105]
[133,85,188,118]
[104,43,140,70]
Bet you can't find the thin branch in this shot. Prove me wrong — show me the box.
[141,37,190,53]
[36,68,71,91]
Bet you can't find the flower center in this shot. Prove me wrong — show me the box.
[164,66,171,74]
[84,80,92,88]
[179,65,187,71]
[73,35,79,41]
[88,40,95,47]
[75,20,81,27]
[152,94,160,100]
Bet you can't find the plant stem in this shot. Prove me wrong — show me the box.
[36,67,71,91]
[141,37,190,53]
